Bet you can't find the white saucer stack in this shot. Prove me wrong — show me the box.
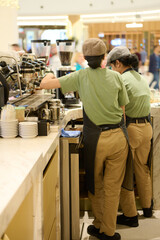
[19,122,38,138]
[0,120,18,138]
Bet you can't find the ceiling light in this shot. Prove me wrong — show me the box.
[0,0,19,8]
[80,9,160,19]
[17,16,68,20]
[17,15,69,26]
[126,22,143,28]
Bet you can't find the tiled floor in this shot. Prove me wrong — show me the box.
[80,211,160,240]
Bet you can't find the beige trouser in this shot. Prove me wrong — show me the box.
[88,128,128,236]
[120,122,153,217]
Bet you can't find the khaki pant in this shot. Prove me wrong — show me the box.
[88,128,128,236]
[120,122,153,217]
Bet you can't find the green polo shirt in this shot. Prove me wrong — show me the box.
[122,70,151,118]
[59,67,129,125]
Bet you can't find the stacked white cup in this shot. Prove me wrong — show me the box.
[0,105,18,138]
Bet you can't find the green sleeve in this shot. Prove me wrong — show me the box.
[59,71,80,94]
[118,75,129,106]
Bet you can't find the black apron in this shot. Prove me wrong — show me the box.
[83,109,134,195]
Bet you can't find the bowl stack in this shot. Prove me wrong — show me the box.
[0,105,18,138]
[0,120,18,138]
[19,122,38,138]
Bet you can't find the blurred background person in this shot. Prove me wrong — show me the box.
[101,55,107,68]
[139,47,147,74]
[10,43,25,56]
[148,45,160,90]
[71,51,87,70]
[49,43,61,74]
[132,46,141,72]
[11,43,21,51]
[140,47,147,66]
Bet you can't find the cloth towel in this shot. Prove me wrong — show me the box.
[61,128,81,138]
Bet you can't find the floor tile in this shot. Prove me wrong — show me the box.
[81,211,160,240]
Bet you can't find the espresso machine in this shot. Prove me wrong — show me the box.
[0,72,9,108]
[56,39,80,106]
[0,42,53,114]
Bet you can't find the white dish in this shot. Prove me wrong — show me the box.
[19,131,38,134]
[1,135,17,138]
[1,129,18,133]
[19,122,37,126]
[19,127,37,130]
[0,119,18,123]
[1,127,18,131]
[19,133,38,136]
[19,134,37,139]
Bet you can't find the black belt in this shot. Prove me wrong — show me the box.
[98,123,120,131]
[126,116,149,124]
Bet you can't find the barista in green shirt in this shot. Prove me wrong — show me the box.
[40,38,131,240]
[107,46,153,228]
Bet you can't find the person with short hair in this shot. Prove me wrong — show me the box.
[107,46,153,227]
[11,43,21,51]
[71,51,86,70]
[148,45,160,90]
[40,38,133,240]
[49,43,61,74]
[140,47,147,66]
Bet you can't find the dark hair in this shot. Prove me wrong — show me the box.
[111,54,139,69]
[11,43,20,47]
[85,54,105,69]
[154,45,159,50]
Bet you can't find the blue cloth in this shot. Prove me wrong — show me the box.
[61,128,81,138]
[75,63,84,71]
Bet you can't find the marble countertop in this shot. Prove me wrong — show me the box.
[0,107,82,237]
[1,103,158,236]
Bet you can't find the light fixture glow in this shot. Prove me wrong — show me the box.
[17,15,69,26]
[80,9,160,19]
[126,23,143,28]
[17,21,68,26]
[17,16,68,20]
[0,0,19,8]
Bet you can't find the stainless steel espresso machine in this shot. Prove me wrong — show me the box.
[56,39,80,106]
[0,40,53,115]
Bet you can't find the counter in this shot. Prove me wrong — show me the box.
[151,106,160,209]
[0,108,82,239]
[0,105,160,239]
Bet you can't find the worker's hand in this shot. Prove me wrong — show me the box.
[40,73,61,89]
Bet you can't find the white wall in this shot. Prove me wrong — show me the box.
[0,7,18,51]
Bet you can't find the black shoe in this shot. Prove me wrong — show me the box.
[117,214,139,227]
[98,232,121,240]
[87,225,121,240]
[87,225,100,237]
[143,207,153,218]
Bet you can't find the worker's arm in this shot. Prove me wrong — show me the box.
[40,73,61,89]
